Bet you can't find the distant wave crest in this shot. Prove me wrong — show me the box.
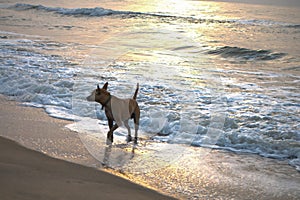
[207,46,286,61]
[10,3,140,17]
[8,3,300,29]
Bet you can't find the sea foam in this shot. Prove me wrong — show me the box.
[0,21,299,171]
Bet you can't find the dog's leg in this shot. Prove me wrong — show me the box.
[106,118,114,144]
[133,110,140,144]
[107,124,118,144]
[124,120,132,142]
[134,124,139,144]
[108,118,113,129]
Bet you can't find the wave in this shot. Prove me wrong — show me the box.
[206,46,286,61]
[9,3,299,28]
[7,3,232,25]
[10,3,140,17]
[285,24,300,29]
[230,19,296,27]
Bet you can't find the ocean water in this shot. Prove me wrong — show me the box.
[1,0,300,196]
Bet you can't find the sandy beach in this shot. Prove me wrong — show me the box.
[0,95,174,200]
[1,95,299,199]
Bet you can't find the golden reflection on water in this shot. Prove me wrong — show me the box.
[124,0,221,17]
[102,142,300,199]
[152,0,198,14]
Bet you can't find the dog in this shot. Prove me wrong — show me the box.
[86,82,140,144]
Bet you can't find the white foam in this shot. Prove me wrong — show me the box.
[10,3,137,17]
[1,23,299,171]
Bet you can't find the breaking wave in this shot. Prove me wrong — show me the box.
[10,3,138,17]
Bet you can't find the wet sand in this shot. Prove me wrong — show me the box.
[0,95,174,200]
[0,95,299,199]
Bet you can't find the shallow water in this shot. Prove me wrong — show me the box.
[0,0,300,198]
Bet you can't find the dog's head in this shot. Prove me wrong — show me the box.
[86,82,110,103]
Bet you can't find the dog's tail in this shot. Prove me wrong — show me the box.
[133,83,139,100]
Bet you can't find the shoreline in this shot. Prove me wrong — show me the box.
[0,95,175,200]
[0,137,174,200]
[1,95,299,199]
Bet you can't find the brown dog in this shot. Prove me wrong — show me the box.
[86,82,140,144]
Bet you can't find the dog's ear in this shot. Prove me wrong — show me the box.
[102,82,108,90]
[97,84,100,90]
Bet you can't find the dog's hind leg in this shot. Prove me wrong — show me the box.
[124,120,132,142]
[133,110,140,144]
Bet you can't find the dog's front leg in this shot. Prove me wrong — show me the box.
[107,123,118,144]
[106,118,114,144]
[108,118,113,130]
